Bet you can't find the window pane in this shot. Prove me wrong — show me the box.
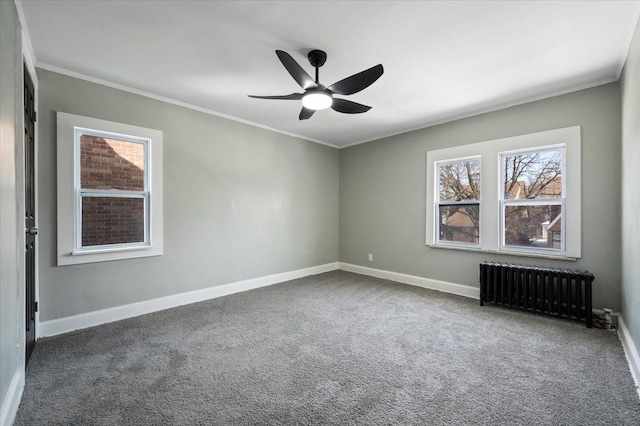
[82,197,145,247]
[80,134,145,191]
[439,159,480,201]
[504,204,561,249]
[503,149,562,200]
[438,204,479,244]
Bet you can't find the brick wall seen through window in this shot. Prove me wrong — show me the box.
[80,135,146,246]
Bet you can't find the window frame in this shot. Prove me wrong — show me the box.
[74,128,151,252]
[499,145,566,256]
[435,156,482,248]
[57,112,163,265]
[425,126,581,260]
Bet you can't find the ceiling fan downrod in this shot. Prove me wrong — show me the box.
[307,49,327,84]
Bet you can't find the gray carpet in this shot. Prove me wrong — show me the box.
[15,270,640,425]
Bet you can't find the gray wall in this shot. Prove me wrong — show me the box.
[340,83,621,310]
[0,0,23,418]
[38,69,339,321]
[621,20,640,358]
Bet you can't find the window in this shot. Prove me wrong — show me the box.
[77,131,149,249]
[57,112,163,265]
[500,147,564,254]
[436,157,481,246]
[426,126,580,259]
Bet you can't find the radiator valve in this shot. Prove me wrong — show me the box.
[603,308,613,330]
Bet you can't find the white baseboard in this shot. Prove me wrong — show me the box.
[40,262,339,337]
[339,262,480,299]
[618,315,640,400]
[0,370,24,426]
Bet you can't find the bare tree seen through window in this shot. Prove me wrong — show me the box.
[502,149,563,248]
[437,159,480,244]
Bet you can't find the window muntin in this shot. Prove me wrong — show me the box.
[436,158,480,246]
[75,129,150,251]
[500,146,565,254]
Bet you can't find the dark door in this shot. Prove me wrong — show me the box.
[24,64,37,366]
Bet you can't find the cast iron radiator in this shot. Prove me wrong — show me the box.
[479,262,594,328]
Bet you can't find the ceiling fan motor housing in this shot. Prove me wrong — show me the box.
[308,50,327,68]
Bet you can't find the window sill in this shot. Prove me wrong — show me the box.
[72,245,152,256]
[59,244,162,266]
[427,244,578,261]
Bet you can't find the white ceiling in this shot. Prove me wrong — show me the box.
[18,1,640,148]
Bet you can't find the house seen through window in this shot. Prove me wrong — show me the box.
[500,147,564,252]
[426,126,580,259]
[436,158,481,245]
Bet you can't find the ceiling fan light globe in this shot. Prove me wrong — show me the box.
[302,92,332,110]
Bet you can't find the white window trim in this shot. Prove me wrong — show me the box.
[435,156,481,249]
[426,126,581,260]
[57,112,163,265]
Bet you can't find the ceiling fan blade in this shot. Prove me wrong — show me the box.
[276,50,316,90]
[331,98,372,114]
[327,64,384,95]
[248,93,303,100]
[299,107,315,120]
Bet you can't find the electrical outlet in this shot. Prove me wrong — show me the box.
[368,253,373,262]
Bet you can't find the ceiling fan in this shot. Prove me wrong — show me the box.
[248,50,384,120]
